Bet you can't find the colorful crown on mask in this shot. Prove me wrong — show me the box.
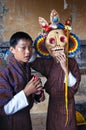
[34,9,80,58]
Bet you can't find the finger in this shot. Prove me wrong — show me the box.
[29,76,35,84]
[39,94,45,102]
[59,53,66,60]
[57,54,66,61]
[34,80,42,87]
[56,56,62,61]
[36,86,42,91]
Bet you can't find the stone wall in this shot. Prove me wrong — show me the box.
[0,0,86,41]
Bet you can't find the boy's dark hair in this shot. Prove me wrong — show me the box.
[10,31,33,47]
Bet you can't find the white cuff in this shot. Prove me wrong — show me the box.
[64,72,77,87]
[4,90,29,115]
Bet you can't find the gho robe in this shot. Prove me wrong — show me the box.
[31,57,81,130]
[0,55,34,130]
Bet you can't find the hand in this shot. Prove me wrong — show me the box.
[23,76,42,97]
[56,52,68,74]
[34,90,45,102]
[39,90,45,102]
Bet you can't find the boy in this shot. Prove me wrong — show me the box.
[0,31,44,130]
[30,9,81,130]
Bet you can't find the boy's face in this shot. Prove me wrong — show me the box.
[10,39,32,63]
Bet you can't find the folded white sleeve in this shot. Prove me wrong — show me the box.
[4,90,29,115]
[64,72,77,87]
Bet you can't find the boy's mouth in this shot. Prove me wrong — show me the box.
[24,56,30,59]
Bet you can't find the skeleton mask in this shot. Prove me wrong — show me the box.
[45,29,68,57]
[34,9,80,58]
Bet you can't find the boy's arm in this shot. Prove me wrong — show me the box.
[30,57,52,77]
[68,58,81,98]
[4,90,29,115]
[64,72,77,87]
[0,73,29,116]
[0,73,42,115]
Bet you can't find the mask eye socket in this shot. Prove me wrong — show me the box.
[49,38,56,44]
[60,36,66,42]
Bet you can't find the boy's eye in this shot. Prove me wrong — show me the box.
[21,47,26,50]
[29,46,32,50]
[18,46,32,51]
[17,46,26,51]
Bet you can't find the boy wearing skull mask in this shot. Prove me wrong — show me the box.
[31,9,81,130]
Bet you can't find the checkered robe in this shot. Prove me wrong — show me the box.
[0,55,34,130]
[31,57,81,130]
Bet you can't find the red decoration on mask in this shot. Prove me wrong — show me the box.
[45,26,52,32]
[42,25,52,32]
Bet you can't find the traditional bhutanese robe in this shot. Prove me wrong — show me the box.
[31,57,81,130]
[0,55,34,130]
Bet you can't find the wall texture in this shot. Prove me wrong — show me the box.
[0,0,86,41]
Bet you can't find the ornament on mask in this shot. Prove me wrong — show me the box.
[68,33,80,57]
[34,9,80,58]
[34,34,51,58]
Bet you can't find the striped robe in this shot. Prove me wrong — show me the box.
[0,55,34,130]
[31,57,81,130]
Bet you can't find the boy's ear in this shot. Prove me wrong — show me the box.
[10,46,15,54]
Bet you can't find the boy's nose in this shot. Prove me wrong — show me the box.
[25,49,30,54]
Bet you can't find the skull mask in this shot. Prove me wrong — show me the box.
[34,9,80,58]
[45,29,68,58]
